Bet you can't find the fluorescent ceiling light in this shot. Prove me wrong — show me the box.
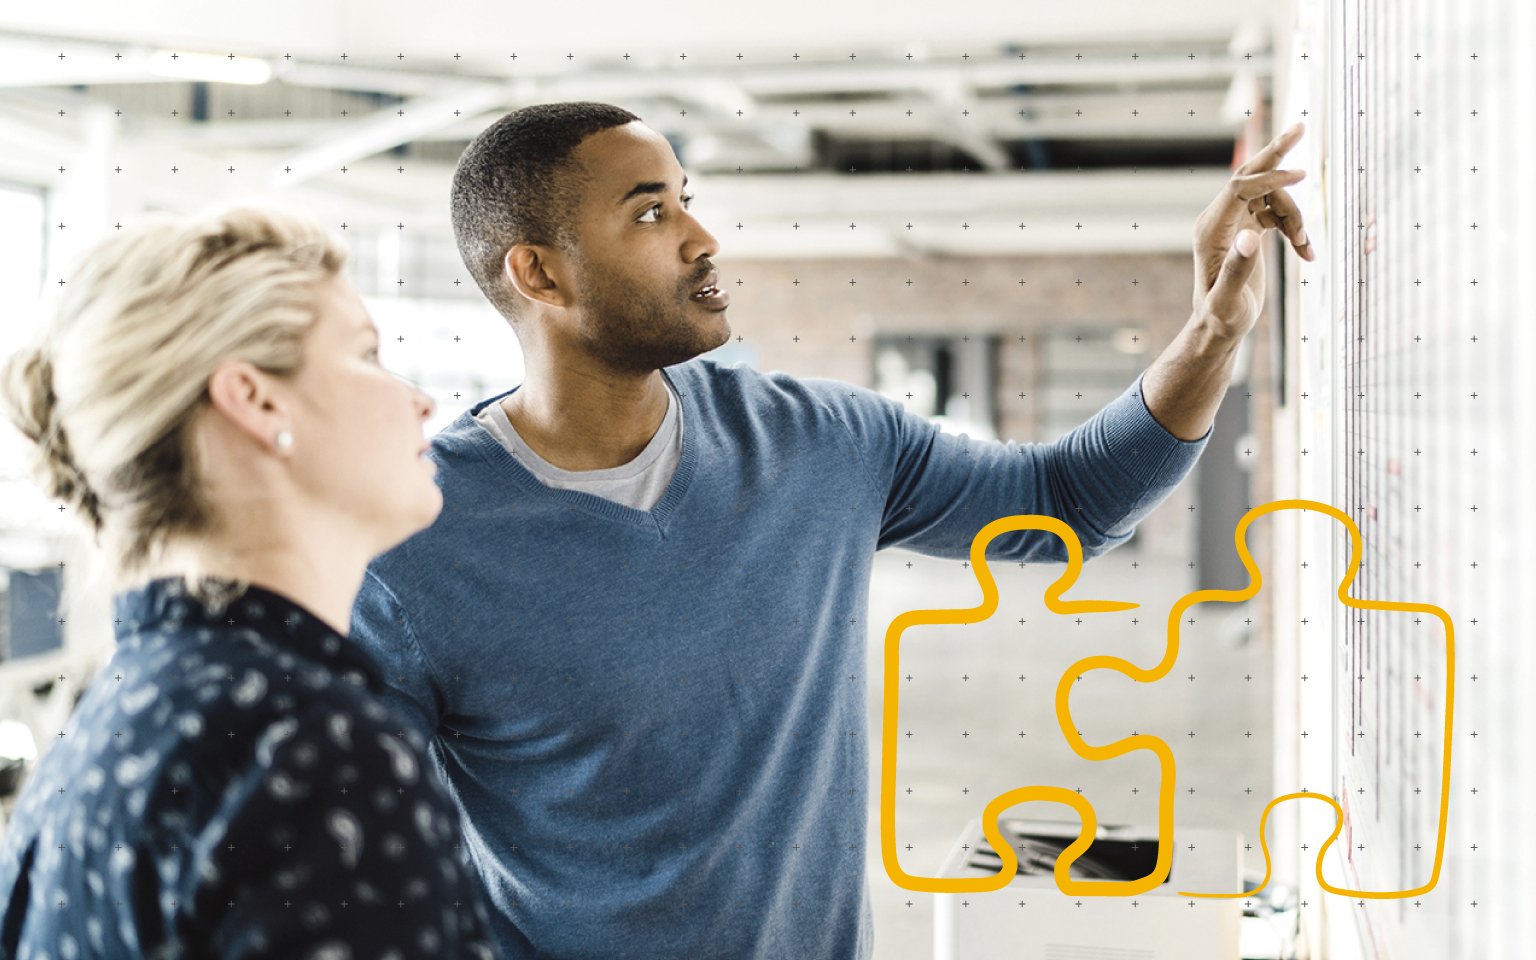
[147,50,272,85]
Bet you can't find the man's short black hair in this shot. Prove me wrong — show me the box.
[450,101,643,324]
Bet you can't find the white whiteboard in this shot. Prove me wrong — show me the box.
[1275,0,1533,955]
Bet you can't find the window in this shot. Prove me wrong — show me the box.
[872,334,999,440]
[1036,328,1148,442]
[0,182,48,354]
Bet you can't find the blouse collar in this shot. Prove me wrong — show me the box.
[111,575,383,690]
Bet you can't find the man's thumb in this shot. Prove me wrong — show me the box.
[1207,229,1259,310]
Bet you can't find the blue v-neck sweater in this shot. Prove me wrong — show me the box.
[350,358,1208,959]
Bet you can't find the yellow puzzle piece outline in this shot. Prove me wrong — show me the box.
[878,499,1452,900]
[1178,499,1452,899]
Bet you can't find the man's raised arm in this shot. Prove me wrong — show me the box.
[1142,121,1314,441]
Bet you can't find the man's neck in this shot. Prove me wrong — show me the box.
[503,363,672,471]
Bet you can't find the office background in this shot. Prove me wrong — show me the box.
[0,0,1527,956]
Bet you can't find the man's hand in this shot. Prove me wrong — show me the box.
[1190,122,1314,340]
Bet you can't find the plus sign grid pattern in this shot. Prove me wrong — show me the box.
[1278,0,1525,955]
[2,6,1529,958]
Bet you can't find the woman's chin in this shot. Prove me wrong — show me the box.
[417,483,445,525]
[379,484,445,553]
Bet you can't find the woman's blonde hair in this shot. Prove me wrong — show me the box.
[0,205,348,608]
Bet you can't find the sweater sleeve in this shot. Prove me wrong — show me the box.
[806,370,1210,563]
[348,569,447,740]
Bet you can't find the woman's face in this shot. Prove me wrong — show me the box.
[285,273,442,554]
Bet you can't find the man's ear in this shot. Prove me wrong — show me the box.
[504,244,571,311]
[205,359,289,453]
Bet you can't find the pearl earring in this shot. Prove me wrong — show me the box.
[273,429,294,453]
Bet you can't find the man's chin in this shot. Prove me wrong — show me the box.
[669,319,732,366]
[708,316,732,349]
[611,315,733,372]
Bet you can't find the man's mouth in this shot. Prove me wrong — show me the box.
[689,284,729,308]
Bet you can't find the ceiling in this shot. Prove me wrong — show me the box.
[2,0,1271,61]
[0,0,1278,259]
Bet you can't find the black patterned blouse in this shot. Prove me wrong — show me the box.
[0,576,499,959]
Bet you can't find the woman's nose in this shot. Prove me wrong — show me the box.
[418,388,437,421]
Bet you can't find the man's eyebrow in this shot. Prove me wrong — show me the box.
[616,173,689,208]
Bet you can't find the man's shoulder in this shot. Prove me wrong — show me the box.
[667,357,884,417]
[667,355,789,395]
[423,387,515,465]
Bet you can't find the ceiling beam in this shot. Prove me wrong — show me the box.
[271,81,520,187]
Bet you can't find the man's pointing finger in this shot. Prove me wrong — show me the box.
[1229,169,1307,204]
[1239,122,1306,174]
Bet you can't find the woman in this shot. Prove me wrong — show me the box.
[0,207,498,958]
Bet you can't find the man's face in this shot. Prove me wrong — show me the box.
[554,122,731,373]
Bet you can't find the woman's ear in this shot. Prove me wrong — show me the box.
[205,359,288,453]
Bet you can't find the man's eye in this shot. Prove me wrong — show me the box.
[639,195,693,222]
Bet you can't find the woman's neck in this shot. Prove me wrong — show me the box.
[148,537,369,637]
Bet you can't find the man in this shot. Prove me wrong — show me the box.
[350,101,1312,958]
